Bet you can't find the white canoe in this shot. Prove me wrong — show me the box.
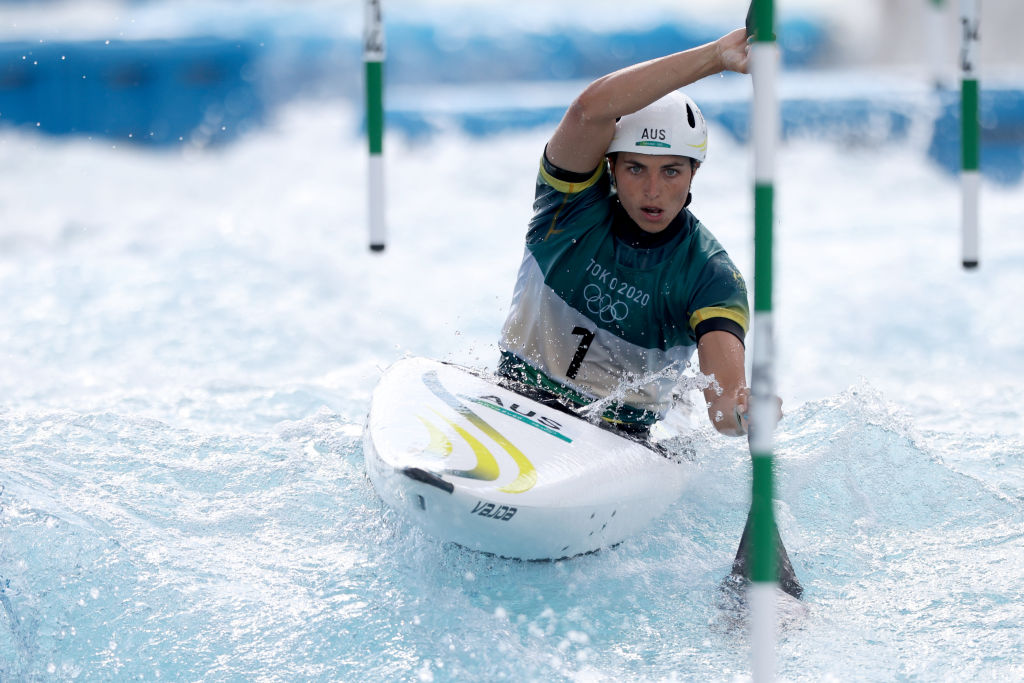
[363,357,690,560]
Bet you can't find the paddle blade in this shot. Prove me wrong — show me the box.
[730,511,804,600]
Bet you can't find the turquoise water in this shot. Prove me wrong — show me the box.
[1,95,1023,680]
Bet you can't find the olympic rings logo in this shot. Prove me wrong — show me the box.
[583,284,629,324]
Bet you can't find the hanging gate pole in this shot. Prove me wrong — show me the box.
[749,0,780,680]
[928,0,947,89]
[959,0,980,269]
[365,0,386,252]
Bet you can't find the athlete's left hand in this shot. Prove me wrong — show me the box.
[733,387,783,436]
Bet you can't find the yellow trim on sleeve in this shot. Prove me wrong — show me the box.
[538,159,605,195]
[689,306,749,334]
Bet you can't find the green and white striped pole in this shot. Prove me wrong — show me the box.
[365,0,386,252]
[749,0,780,680]
[960,0,980,269]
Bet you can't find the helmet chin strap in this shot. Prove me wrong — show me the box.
[685,161,698,208]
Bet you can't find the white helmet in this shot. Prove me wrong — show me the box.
[606,91,707,162]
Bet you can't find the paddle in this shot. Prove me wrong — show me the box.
[728,461,803,599]
[725,0,803,601]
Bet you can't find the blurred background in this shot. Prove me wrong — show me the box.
[2,0,1023,181]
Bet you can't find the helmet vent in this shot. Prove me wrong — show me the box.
[686,103,696,128]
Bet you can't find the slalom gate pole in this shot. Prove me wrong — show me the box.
[365,0,386,252]
[959,0,980,269]
[749,0,780,680]
[928,0,947,88]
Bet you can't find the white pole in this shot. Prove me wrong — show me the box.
[960,0,980,269]
[364,0,386,252]
[927,0,947,88]
[749,0,780,679]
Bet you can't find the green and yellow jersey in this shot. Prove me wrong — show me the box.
[498,154,749,427]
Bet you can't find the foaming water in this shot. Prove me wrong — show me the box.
[771,387,1024,680]
[1,95,1023,680]
[576,362,713,426]
[1,409,369,679]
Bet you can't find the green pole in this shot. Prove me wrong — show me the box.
[365,0,386,252]
[960,0,980,268]
[749,0,779,680]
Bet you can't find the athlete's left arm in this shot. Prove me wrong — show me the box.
[697,330,751,437]
[697,331,783,437]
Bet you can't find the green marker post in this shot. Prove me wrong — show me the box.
[960,0,980,269]
[749,0,780,680]
[365,0,386,252]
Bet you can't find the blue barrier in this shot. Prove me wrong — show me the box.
[0,16,828,147]
[383,17,828,85]
[928,87,1024,184]
[384,85,1024,184]
[0,38,264,145]
[387,98,917,145]
[1,18,1023,184]
[700,98,916,147]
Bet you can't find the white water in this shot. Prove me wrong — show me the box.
[2,95,1022,681]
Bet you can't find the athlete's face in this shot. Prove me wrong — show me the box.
[610,152,695,233]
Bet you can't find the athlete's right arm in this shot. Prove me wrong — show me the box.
[544,28,750,175]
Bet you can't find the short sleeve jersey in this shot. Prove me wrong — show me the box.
[498,154,749,426]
